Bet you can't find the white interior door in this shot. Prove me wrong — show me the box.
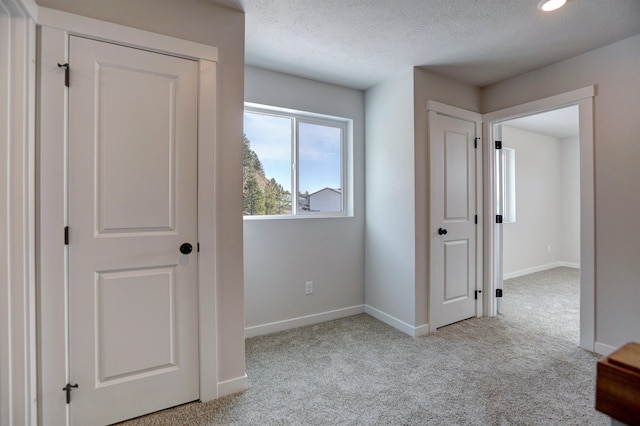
[430,111,478,329]
[68,35,199,424]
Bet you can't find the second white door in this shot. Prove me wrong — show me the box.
[430,111,478,329]
[68,36,200,424]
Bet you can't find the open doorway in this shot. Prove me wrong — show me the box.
[495,106,581,343]
[499,106,580,280]
[482,86,595,352]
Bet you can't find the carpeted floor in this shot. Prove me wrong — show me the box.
[119,267,607,425]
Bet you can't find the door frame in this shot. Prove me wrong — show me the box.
[38,8,221,423]
[427,101,484,332]
[482,86,596,351]
[0,0,37,424]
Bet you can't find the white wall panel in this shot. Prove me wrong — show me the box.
[364,69,416,326]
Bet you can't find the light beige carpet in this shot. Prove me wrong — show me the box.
[118,267,607,425]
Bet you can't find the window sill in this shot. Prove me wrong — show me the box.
[243,214,353,221]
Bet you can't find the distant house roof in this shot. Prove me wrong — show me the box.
[310,187,341,196]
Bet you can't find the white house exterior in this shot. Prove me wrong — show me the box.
[309,188,341,212]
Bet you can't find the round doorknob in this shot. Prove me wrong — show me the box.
[438,228,448,235]
[180,243,193,255]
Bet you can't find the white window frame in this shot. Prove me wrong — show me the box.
[243,102,351,218]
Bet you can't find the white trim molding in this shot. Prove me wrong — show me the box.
[197,58,219,402]
[245,305,365,338]
[427,100,482,122]
[594,342,618,357]
[218,374,249,398]
[36,6,218,62]
[482,86,595,122]
[0,1,37,424]
[365,305,429,337]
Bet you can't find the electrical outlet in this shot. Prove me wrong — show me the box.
[305,281,313,295]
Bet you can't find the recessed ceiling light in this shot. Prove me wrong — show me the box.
[538,0,567,12]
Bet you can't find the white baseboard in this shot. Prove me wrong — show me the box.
[413,323,430,337]
[503,261,580,280]
[559,261,580,269]
[594,342,618,356]
[364,305,429,337]
[244,305,365,338]
[216,374,249,399]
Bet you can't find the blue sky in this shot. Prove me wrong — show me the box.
[244,111,341,195]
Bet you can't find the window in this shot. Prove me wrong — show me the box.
[501,148,516,223]
[243,103,349,217]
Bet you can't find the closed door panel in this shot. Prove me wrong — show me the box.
[68,36,199,425]
[97,63,176,233]
[430,112,477,329]
[444,240,470,302]
[97,267,177,383]
[444,131,470,221]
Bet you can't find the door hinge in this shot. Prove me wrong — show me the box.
[475,289,482,300]
[495,140,502,150]
[57,62,69,87]
[64,226,69,245]
[475,215,478,224]
[474,137,479,149]
[62,383,79,404]
[496,289,503,298]
[496,215,503,224]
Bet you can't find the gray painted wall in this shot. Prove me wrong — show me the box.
[244,66,365,331]
[501,126,580,277]
[364,69,417,326]
[483,34,640,349]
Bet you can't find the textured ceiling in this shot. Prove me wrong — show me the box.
[503,105,579,139]
[214,0,640,90]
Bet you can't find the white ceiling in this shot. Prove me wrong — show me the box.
[502,105,579,139]
[213,0,640,90]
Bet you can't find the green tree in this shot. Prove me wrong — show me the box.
[243,134,263,177]
[243,134,290,215]
[264,178,278,215]
[243,175,265,215]
[265,178,289,215]
[243,134,266,215]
